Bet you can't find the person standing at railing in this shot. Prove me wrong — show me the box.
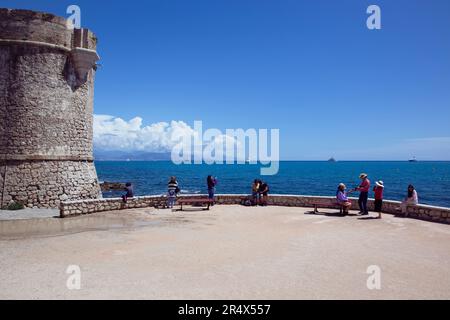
[354,173,370,215]
[373,180,384,219]
[167,176,180,209]
[207,175,217,205]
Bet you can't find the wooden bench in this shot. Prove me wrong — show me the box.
[309,199,346,214]
[177,198,214,211]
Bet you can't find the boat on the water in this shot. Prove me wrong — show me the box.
[409,156,418,162]
[328,157,336,162]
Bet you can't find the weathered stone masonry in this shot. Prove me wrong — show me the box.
[0,9,101,208]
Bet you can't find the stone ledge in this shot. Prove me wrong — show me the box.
[0,8,68,27]
[0,39,71,52]
[0,154,94,161]
[0,8,98,50]
[59,194,450,224]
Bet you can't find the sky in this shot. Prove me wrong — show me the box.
[3,0,450,160]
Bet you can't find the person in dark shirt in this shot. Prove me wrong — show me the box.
[207,175,217,204]
[258,181,269,206]
[122,182,134,203]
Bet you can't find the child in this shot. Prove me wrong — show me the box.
[122,182,134,203]
[373,180,384,219]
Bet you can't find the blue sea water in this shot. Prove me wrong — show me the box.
[95,161,450,207]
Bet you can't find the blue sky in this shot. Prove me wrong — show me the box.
[3,0,450,160]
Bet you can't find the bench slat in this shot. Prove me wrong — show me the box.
[177,198,214,211]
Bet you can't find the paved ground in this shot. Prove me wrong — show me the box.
[0,208,59,220]
[0,205,449,299]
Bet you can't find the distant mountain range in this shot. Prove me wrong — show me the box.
[94,150,172,161]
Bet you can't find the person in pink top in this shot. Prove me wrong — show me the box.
[373,180,384,219]
[353,173,370,215]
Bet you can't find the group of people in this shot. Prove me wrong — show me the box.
[121,173,420,216]
[336,173,419,218]
[165,175,217,208]
[167,175,269,208]
[163,176,270,208]
[251,179,270,206]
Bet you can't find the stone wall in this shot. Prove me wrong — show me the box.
[60,194,450,224]
[1,160,100,208]
[0,9,101,208]
[0,9,72,48]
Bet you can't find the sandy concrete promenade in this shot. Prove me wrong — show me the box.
[1,205,449,299]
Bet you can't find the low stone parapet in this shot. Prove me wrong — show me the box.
[59,194,450,224]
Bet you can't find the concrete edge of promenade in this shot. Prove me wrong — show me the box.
[57,194,450,224]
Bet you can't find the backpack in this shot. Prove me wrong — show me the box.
[241,196,253,206]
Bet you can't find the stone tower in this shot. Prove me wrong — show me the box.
[0,9,102,208]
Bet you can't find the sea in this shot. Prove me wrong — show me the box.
[95,161,450,208]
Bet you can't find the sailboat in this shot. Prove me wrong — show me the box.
[408,156,418,162]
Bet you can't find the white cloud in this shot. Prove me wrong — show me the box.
[93,115,242,160]
[93,115,197,152]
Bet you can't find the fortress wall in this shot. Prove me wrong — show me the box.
[0,9,101,208]
[0,9,72,48]
[59,194,450,224]
[1,160,100,208]
[0,45,95,158]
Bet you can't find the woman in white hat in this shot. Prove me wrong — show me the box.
[373,180,384,219]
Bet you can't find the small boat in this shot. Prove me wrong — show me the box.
[408,156,418,162]
[328,157,336,162]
